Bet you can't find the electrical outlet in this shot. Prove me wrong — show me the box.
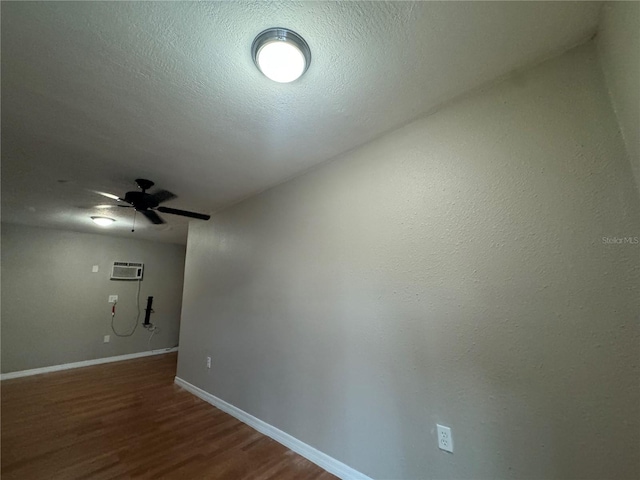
[206,356,211,369]
[437,424,453,453]
[108,295,118,303]
[92,265,99,273]
[103,335,110,343]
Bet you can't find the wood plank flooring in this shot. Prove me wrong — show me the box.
[1,353,337,480]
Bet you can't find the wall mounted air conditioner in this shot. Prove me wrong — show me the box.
[111,261,144,280]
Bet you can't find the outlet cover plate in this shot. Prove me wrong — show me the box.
[108,295,118,303]
[437,424,453,453]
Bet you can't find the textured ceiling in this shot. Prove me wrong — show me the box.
[1,1,602,244]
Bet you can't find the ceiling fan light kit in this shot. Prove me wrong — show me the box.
[252,28,311,83]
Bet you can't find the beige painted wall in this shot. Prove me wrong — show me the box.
[176,43,639,479]
[598,1,640,189]
[1,223,186,373]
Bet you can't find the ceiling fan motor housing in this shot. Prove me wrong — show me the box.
[124,191,158,210]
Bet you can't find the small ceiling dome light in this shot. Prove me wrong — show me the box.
[91,216,115,227]
[252,28,311,83]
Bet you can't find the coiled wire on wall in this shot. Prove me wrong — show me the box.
[110,279,142,337]
[145,323,161,351]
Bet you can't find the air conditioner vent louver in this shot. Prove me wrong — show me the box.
[111,261,144,280]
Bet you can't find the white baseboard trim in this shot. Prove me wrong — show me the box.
[1,347,179,381]
[174,376,372,480]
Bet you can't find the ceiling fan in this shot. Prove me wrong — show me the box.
[96,178,210,225]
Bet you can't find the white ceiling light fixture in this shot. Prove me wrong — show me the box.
[252,28,311,83]
[91,216,115,227]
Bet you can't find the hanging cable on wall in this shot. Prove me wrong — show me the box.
[145,323,161,351]
[110,279,142,337]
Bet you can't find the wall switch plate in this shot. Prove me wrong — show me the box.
[103,335,110,343]
[206,356,211,369]
[437,424,454,453]
[108,295,118,303]
[92,265,99,273]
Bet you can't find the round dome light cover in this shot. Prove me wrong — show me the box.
[252,28,311,83]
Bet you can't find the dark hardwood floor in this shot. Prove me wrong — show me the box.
[1,353,337,480]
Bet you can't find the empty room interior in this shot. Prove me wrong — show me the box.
[1,2,639,479]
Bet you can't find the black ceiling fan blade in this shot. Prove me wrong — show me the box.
[157,206,210,221]
[140,209,166,224]
[149,189,177,204]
